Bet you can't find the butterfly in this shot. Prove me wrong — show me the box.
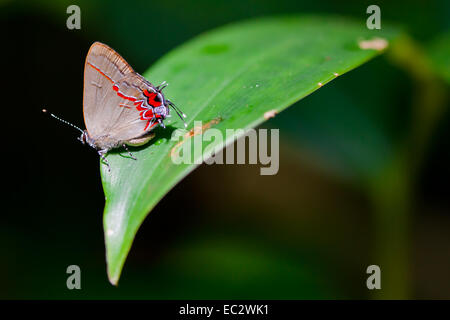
[44,42,186,171]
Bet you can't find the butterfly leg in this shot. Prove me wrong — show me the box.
[98,149,111,172]
[122,144,137,160]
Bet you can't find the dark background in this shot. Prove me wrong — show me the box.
[1,0,449,299]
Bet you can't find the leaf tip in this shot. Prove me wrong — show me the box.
[106,259,121,286]
[108,273,120,286]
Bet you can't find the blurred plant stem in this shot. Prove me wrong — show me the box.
[369,155,411,299]
[368,35,448,299]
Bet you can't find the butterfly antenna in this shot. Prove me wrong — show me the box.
[167,101,187,128]
[42,109,84,134]
[157,81,168,91]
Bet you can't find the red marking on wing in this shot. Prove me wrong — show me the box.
[119,104,132,109]
[87,62,114,84]
[135,101,155,121]
[113,85,137,102]
[143,109,154,119]
[112,86,159,130]
[143,89,162,107]
[134,101,145,111]
[144,120,158,131]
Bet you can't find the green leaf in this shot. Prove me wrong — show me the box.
[427,31,450,84]
[101,15,399,284]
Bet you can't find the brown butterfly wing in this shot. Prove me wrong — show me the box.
[83,42,154,147]
[105,73,160,141]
